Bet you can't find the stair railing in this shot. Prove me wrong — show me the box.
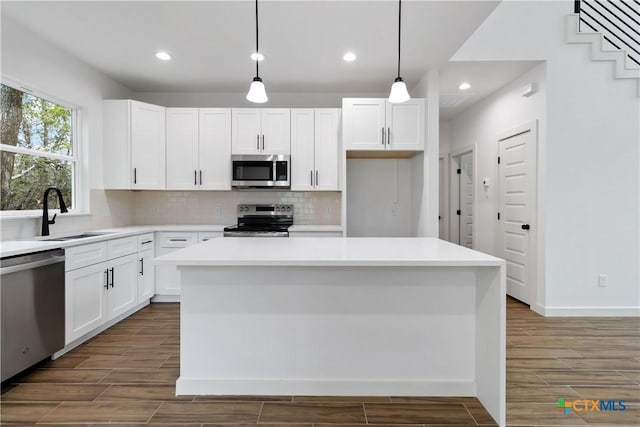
[574,0,640,66]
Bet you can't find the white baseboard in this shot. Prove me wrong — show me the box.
[53,299,150,359]
[152,294,180,303]
[176,377,476,397]
[540,306,640,317]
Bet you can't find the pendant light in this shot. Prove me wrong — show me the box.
[388,0,410,104]
[246,0,268,103]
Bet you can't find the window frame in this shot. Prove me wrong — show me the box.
[0,78,83,218]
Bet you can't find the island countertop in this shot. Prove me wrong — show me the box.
[153,237,504,267]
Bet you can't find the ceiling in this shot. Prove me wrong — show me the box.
[2,0,502,93]
[439,60,541,119]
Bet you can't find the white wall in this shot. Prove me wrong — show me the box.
[452,0,639,314]
[1,17,135,240]
[346,159,413,237]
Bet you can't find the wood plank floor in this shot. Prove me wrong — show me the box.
[1,297,638,426]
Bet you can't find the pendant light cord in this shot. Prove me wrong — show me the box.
[397,0,401,78]
[255,0,260,78]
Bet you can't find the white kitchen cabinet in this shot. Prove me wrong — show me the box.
[65,261,109,344]
[166,108,231,190]
[137,248,155,302]
[198,231,223,242]
[103,100,166,189]
[156,232,199,295]
[342,98,424,151]
[232,108,290,155]
[106,254,138,320]
[291,109,340,191]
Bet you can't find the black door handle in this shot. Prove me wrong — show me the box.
[521,224,530,230]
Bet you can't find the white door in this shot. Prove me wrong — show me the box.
[65,262,108,344]
[131,101,166,189]
[137,248,155,303]
[386,99,424,151]
[290,109,315,191]
[459,152,474,248]
[261,109,291,154]
[498,123,537,304]
[314,109,341,191]
[199,108,231,190]
[166,108,199,190]
[342,99,386,150]
[107,254,138,320]
[231,109,261,154]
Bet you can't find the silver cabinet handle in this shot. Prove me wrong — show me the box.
[257,134,260,150]
[316,170,319,186]
[262,135,265,151]
[310,170,313,186]
[381,127,385,145]
[387,128,391,146]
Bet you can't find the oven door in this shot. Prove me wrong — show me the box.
[231,155,290,188]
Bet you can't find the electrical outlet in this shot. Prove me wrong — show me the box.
[598,274,608,287]
[102,207,111,217]
[214,207,222,217]
[148,207,157,217]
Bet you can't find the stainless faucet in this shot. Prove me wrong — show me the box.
[41,187,68,236]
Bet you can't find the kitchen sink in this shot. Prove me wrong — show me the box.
[42,232,114,241]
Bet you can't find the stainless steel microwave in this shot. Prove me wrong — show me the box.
[231,154,290,189]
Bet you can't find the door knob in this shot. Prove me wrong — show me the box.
[521,224,530,230]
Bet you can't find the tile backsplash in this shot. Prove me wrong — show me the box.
[134,191,341,226]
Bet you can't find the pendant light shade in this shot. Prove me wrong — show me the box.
[388,0,410,104]
[246,0,268,103]
[247,77,268,103]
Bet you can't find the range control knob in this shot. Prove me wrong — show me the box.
[287,206,292,212]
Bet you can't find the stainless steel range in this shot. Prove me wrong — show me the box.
[223,204,293,237]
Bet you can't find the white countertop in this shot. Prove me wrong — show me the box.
[288,225,343,232]
[153,237,504,267]
[0,224,228,258]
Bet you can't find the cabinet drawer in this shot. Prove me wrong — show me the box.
[65,242,108,271]
[137,233,155,251]
[158,232,198,248]
[107,236,138,259]
[198,232,222,242]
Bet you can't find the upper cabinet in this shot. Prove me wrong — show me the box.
[166,108,231,190]
[232,108,290,155]
[103,100,166,190]
[342,98,424,151]
[291,109,341,191]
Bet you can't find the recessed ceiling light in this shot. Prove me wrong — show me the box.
[458,82,471,91]
[343,52,357,62]
[251,52,265,61]
[155,51,172,61]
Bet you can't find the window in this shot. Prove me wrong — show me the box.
[0,83,77,212]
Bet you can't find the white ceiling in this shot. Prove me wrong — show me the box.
[2,0,502,93]
[439,60,541,119]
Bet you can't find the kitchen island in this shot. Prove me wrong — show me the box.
[154,237,506,426]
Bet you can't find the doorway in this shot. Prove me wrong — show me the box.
[450,147,475,248]
[496,121,537,305]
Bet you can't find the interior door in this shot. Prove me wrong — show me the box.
[459,152,473,248]
[498,124,537,304]
[166,108,199,190]
[439,157,446,239]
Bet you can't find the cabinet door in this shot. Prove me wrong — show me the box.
[137,249,155,303]
[166,108,199,190]
[342,99,386,150]
[155,246,183,295]
[107,254,138,320]
[65,262,108,344]
[199,108,231,190]
[314,109,341,191]
[231,109,261,154]
[131,101,166,189]
[103,100,132,189]
[290,109,315,191]
[386,99,424,151]
[261,109,291,154]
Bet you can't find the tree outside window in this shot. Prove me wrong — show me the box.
[0,83,75,211]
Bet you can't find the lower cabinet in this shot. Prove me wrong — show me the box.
[138,248,155,302]
[156,232,199,295]
[65,253,138,344]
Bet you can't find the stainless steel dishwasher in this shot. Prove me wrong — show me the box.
[1,249,65,381]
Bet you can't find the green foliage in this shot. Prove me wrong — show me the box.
[0,85,73,210]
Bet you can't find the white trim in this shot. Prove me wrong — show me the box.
[151,294,180,303]
[438,153,450,241]
[540,306,640,317]
[0,144,74,162]
[449,144,477,248]
[176,378,476,397]
[0,210,89,220]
